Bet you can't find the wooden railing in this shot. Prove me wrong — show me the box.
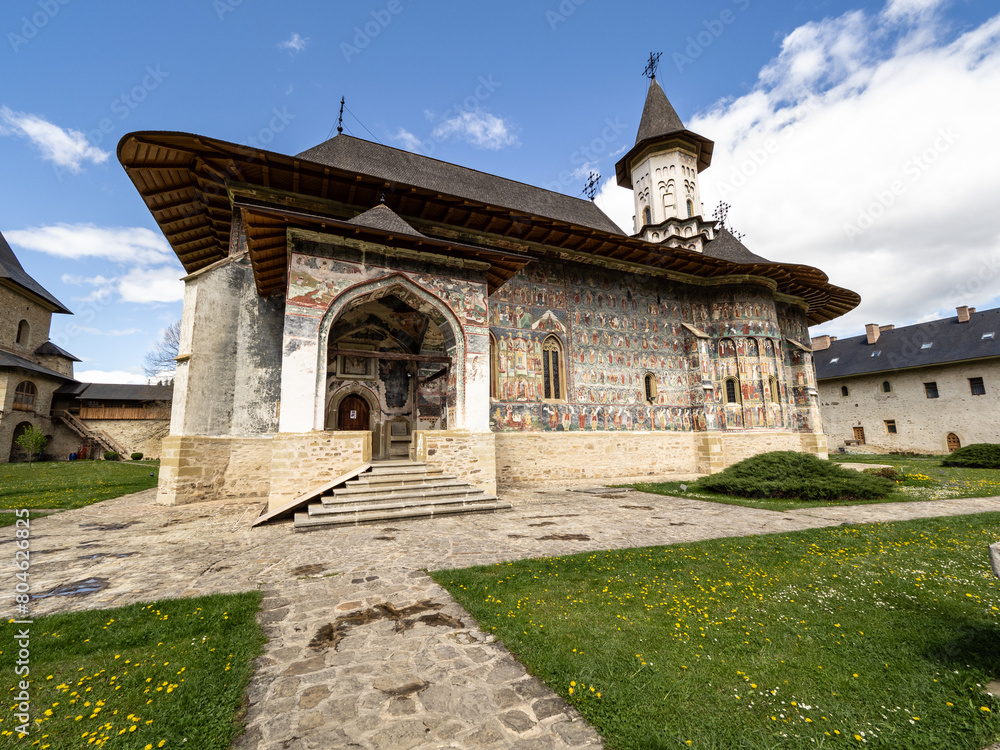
[55,411,128,456]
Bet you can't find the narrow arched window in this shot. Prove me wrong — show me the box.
[16,320,29,345]
[686,199,694,218]
[644,373,657,404]
[882,380,892,393]
[489,333,498,399]
[643,206,652,226]
[13,381,37,411]
[841,385,849,397]
[542,336,565,400]
[768,376,779,402]
[725,377,740,404]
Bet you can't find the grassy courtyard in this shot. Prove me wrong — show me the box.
[630,453,1000,511]
[433,513,1000,749]
[0,461,159,512]
[0,592,264,749]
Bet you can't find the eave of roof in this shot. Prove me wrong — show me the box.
[117,130,859,325]
[0,350,76,380]
[0,230,71,313]
[34,341,81,362]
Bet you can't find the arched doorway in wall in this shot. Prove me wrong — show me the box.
[946,433,961,452]
[320,277,464,458]
[9,421,34,462]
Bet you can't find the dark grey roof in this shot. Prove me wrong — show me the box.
[34,341,81,362]
[74,383,174,401]
[0,349,75,380]
[347,204,425,237]
[702,228,771,264]
[297,135,625,236]
[54,381,89,396]
[0,230,71,313]
[816,307,1000,379]
[635,77,686,144]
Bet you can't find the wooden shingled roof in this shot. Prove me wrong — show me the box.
[117,131,860,325]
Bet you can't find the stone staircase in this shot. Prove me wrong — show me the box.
[293,460,510,532]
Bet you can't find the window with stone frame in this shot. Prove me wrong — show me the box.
[882,380,892,393]
[884,419,897,434]
[970,377,986,396]
[16,320,29,346]
[768,376,779,402]
[724,377,741,404]
[541,335,565,401]
[924,382,939,399]
[13,381,37,411]
[644,373,657,404]
[841,385,849,397]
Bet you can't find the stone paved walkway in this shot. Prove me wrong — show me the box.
[10,481,1000,749]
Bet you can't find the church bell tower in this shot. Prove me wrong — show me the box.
[614,63,717,252]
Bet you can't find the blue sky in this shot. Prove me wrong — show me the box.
[2,0,998,381]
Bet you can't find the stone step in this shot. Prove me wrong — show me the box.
[367,464,439,477]
[333,478,465,496]
[324,485,485,505]
[345,472,454,488]
[293,500,512,531]
[311,493,497,517]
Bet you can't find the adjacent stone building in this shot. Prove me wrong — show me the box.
[1,229,173,461]
[813,306,1000,453]
[117,76,859,510]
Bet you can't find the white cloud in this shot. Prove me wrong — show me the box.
[9,224,173,265]
[279,32,309,53]
[118,266,184,304]
[68,325,144,337]
[882,0,946,22]
[431,111,519,150]
[74,369,149,385]
[0,107,109,173]
[393,128,424,153]
[631,2,1000,339]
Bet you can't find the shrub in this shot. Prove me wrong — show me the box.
[864,466,900,481]
[103,451,120,461]
[130,452,143,461]
[697,451,895,501]
[943,443,1000,469]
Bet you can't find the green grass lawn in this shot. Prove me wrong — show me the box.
[0,592,265,749]
[628,454,1000,511]
[433,513,1000,749]
[0,462,159,511]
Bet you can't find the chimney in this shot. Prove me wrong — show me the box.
[811,335,832,351]
[865,323,880,345]
[957,306,970,323]
[879,325,895,332]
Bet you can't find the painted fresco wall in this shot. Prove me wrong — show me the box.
[488,258,818,434]
[281,234,490,432]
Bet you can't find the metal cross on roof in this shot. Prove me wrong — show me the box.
[581,171,600,201]
[643,52,661,80]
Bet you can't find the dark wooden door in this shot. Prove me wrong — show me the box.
[853,426,865,444]
[338,395,369,431]
[947,433,961,452]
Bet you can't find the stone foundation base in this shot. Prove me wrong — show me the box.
[157,435,273,505]
[495,430,829,486]
[412,430,497,496]
[267,431,370,512]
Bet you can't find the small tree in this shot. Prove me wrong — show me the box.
[144,320,181,379]
[14,425,48,468]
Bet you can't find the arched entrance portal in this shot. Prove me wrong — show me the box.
[320,276,465,458]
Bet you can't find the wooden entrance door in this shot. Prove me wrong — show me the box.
[947,433,961,452]
[853,426,866,444]
[337,395,370,431]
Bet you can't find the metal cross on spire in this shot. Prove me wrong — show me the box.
[643,52,661,80]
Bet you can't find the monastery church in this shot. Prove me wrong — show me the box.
[117,76,859,526]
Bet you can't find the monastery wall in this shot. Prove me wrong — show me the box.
[83,418,170,459]
[412,430,496,496]
[157,435,273,505]
[0,284,52,354]
[819,359,1000,453]
[267,431,370,511]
